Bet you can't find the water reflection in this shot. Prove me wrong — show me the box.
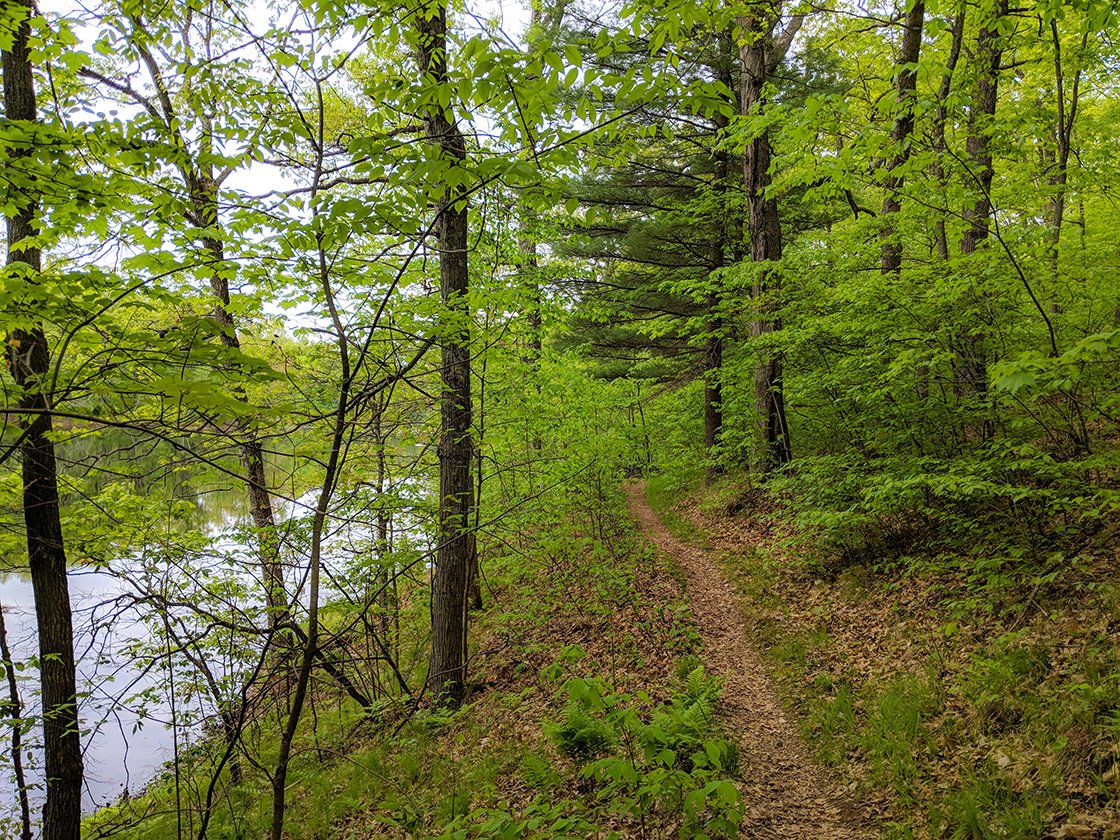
[1,568,175,815]
[0,430,290,826]
[0,428,430,835]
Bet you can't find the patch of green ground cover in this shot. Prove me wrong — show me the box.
[645,468,712,550]
[85,695,392,840]
[766,575,1118,837]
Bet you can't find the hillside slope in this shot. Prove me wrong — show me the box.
[627,480,867,839]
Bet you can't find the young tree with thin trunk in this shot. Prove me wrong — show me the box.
[1043,18,1088,314]
[957,0,1009,398]
[79,9,291,631]
[930,3,966,262]
[879,0,925,276]
[704,27,739,485]
[0,595,31,840]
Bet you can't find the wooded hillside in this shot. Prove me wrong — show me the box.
[0,0,1118,837]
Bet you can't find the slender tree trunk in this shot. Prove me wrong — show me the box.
[1043,22,1088,452]
[270,82,351,837]
[703,286,723,484]
[879,0,925,275]
[2,2,83,834]
[703,199,724,484]
[418,0,473,707]
[1044,22,1087,316]
[219,708,243,785]
[738,9,800,473]
[165,619,244,787]
[207,223,289,627]
[923,3,965,402]
[124,30,291,632]
[518,210,544,491]
[931,5,966,261]
[704,31,739,485]
[518,213,543,388]
[470,322,485,612]
[193,179,289,630]
[0,596,32,840]
[374,406,393,650]
[958,0,1008,396]
[961,7,1005,253]
[521,0,544,397]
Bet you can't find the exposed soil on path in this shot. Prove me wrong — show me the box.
[626,481,872,840]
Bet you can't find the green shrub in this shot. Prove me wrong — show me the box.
[547,670,742,838]
[545,704,617,766]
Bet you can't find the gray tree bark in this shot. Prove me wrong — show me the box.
[704,28,739,485]
[958,0,1009,396]
[418,0,474,707]
[879,0,925,276]
[1043,21,1087,315]
[931,4,966,262]
[88,25,292,631]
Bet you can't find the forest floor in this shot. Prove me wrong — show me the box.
[89,472,1120,840]
[625,480,870,840]
[639,472,1120,840]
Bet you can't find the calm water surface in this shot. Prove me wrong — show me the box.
[0,440,423,836]
[0,483,302,829]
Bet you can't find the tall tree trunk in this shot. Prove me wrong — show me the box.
[2,2,83,835]
[418,0,473,707]
[518,213,543,389]
[269,81,352,837]
[703,202,725,484]
[517,210,543,491]
[879,0,925,275]
[121,29,291,632]
[374,405,393,651]
[521,0,544,369]
[704,30,739,485]
[958,0,1008,396]
[931,3,966,262]
[194,179,289,629]
[738,7,801,474]
[922,3,965,403]
[703,287,723,484]
[520,0,547,469]
[1044,21,1087,315]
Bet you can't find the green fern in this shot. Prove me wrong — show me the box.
[679,691,715,736]
[521,754,560,791]
[640,663,739,773]
[546,705,616,765]
[683,665,720,704]
[674,655,701,683]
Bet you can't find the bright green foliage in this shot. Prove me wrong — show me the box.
[544,668,741,840]
[546,700,617,765]
[0,0,1118,836]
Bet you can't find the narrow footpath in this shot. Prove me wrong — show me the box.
[626,481,870,840]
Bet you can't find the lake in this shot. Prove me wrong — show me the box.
[0,433,428,838]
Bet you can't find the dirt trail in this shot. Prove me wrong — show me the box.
[626,482,870,840]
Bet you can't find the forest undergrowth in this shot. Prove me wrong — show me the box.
[84,481,743,840]
[648,469,1120,840]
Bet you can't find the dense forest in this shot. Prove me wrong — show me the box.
[1,0,1119,837]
